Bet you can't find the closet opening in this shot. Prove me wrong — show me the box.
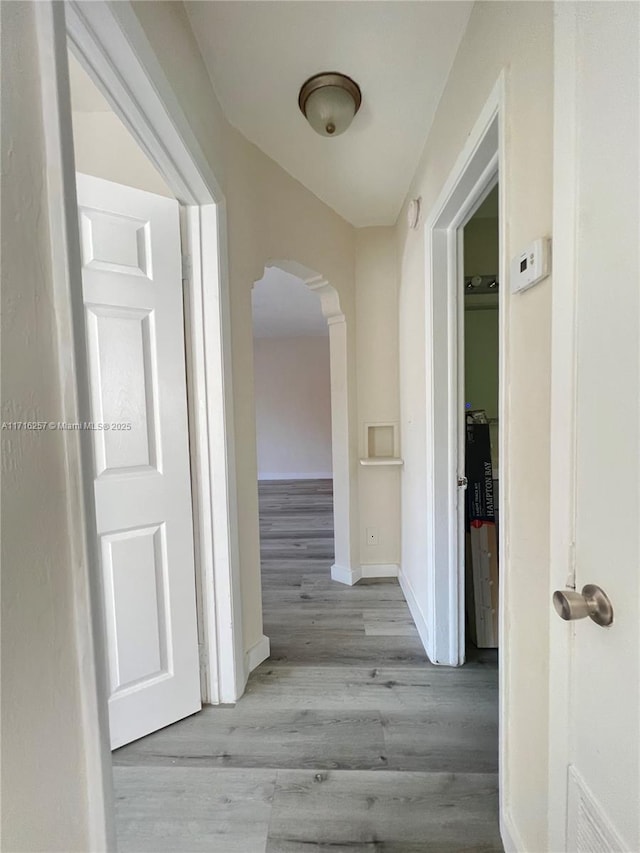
[461,184,500,655]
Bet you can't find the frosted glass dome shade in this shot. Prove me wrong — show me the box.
[299,73,362,137]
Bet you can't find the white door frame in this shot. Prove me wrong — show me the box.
[259,259,354,585]
[423,76,505,667]
[39,0,244,718]
[423,76,513,845]
[547,7,578,845]
[64,2,245,706]
[35,2,250,843]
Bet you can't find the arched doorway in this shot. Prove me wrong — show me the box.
[252,259,352,577]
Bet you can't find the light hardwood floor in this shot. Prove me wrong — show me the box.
[113,479,501,852]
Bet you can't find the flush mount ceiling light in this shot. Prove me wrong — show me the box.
[298,72,362,137]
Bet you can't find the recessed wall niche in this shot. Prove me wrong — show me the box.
[360,422,402,466]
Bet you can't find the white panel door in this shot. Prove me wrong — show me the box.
[549,4,639,851]
[76,173,201,749]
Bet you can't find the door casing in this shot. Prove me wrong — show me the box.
[421,76,516,850]
[422,79,504,668]
[64,3,247,705]
[36,1,248,846]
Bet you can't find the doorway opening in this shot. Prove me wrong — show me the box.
[461,185,500,655]
[251,266,335,654]
[252,267,334,484]
[423,80,508,839]
[50,7,247,840]
[65,4,246,723]
[68,50,206,755]
[250,260,352,592]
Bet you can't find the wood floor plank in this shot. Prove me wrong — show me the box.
[266,632,429,665]
[240,664,497,714]
[266,770,502,852]
[381,709,498,773]
[113,766,275,852]
[113,479,501,852]
[363,620,419,637]
[114,707,388,770]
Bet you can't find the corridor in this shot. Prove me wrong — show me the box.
[113,480,501,851]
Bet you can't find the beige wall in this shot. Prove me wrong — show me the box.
[396,3,553,849]
[129,2,360,649]
[130,1,228,190]
[356,228,401,566]
[72,2,357,650]
[1,4,100,850]
[121,0,407,639]
[224,128,359,642]
[253,336,332,479]
[72,110,173,197]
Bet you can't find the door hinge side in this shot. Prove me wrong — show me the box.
[198,643,209,686]
[565,540,577,589]
[182,254,192,281]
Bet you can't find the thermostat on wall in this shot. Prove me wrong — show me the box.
[510,238,551,294]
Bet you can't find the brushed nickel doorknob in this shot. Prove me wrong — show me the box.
[552,585,614,627]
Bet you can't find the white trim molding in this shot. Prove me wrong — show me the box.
[361,563,399,579]
[547,6,579,850]
[422,76,503,669]
[244,635,271,680]
[182,205,245,704]
[64,0,245,707]
[421,73,514,853]
[330,564,358,585]
[258,472,333,481]
[500,811,525,853]
[331,563,399,586]
[397,569,430,656]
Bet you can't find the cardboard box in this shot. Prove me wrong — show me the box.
[465,415,496,525]
[469,521,499,647]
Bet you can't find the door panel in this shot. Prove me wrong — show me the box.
[550,5,639,850]
[80,207,152,277]
[77,173,201,749]
[102,523,169,693]
[85,305,158,474]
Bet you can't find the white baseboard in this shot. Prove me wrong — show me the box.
[500,809,525,853]
[361,563,399,578]
[330,564,358,585]
[331,563,399,586]
[244,634,270,678]
[398,568,430,656]
[258,472,333,481]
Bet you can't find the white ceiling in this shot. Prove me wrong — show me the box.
[184,1,473,227]
[252,267,328,338]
